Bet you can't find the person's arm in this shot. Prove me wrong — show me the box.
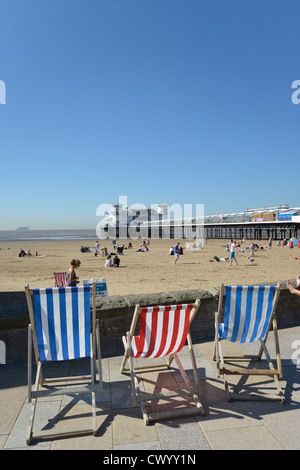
[287,280,300,296]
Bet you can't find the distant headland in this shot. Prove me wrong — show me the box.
[16,227,30,231]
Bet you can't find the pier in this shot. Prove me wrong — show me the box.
[98,204,300,241]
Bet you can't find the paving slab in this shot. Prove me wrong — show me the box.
[112,407,159,447]
[1,324,300,450]
[157,420,210,450]
[204,424,285,450]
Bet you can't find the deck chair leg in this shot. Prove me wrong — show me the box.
[167,354,174,368]
[272,316,283,380]
[121,304,141,375]
[27,325,32,403]
[218,341,231,402]
[212,343,216,362]
[259,318,282,380]
[213,312,221,377]
[259,339,285,402]
[213,284,224,365]
[96,319,103,394]
[120,343,129,374]
[212,314,218,362]
[126,331,138,407]
[187,332,201,393]
[217,339,231,401]
[187,334,205,415]
[172,351,205,416]
[26,397,37,445]
[26,361,42,445]
[90,344,99,436]
[92,390,97,435]
[140,400,150,425]
[90,365,97,435]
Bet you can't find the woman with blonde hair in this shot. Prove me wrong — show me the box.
[67,259,81,286]
[103,255,112,267]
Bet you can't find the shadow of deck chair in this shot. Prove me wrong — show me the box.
[53,272,67,287]
[25,282,103,444]
[213,283,284,403]
[120,300,205,424]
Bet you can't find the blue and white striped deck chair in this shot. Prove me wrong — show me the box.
[213,283,284,402]
[25,283,102,444]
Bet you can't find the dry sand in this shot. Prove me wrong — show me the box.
[0,238,299,295]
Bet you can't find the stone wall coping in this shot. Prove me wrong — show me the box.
[0,280,297,331]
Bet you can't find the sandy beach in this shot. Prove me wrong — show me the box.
[1,238,299,295]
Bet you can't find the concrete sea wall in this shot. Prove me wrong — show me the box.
[0,281,300,366]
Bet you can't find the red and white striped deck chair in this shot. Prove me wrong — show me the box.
[120,300,205,424]
[54,272,67,287]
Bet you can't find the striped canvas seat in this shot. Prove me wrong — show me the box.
[219,285,276,343]
[213,283,284,403]
[130,304,194,359]
[54,272,67,287]
[25,283,102,444]
[32,286,92,362]
[120,300,205,424]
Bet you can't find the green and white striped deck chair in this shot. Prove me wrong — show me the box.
[25,283,102,444]
[213,283,284,402]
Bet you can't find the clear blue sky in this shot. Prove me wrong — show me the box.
[0,0,300,229]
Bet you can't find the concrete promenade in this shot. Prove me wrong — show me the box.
[1,325,300,451]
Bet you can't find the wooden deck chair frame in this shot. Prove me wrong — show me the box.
[25,282,103,444]
[120,299,205,424]
[213,282,284,403]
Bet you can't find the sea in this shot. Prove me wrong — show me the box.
[0,229,98,242]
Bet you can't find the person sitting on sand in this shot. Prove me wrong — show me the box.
[136,244,148,252]
[67,259,81,286]
[103,255,112,267]
[113,255,120,267]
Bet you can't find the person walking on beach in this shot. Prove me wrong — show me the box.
[229,239,238,266]
[173,242,180,264]
[94,240,99,256]
[67,259,81,286]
